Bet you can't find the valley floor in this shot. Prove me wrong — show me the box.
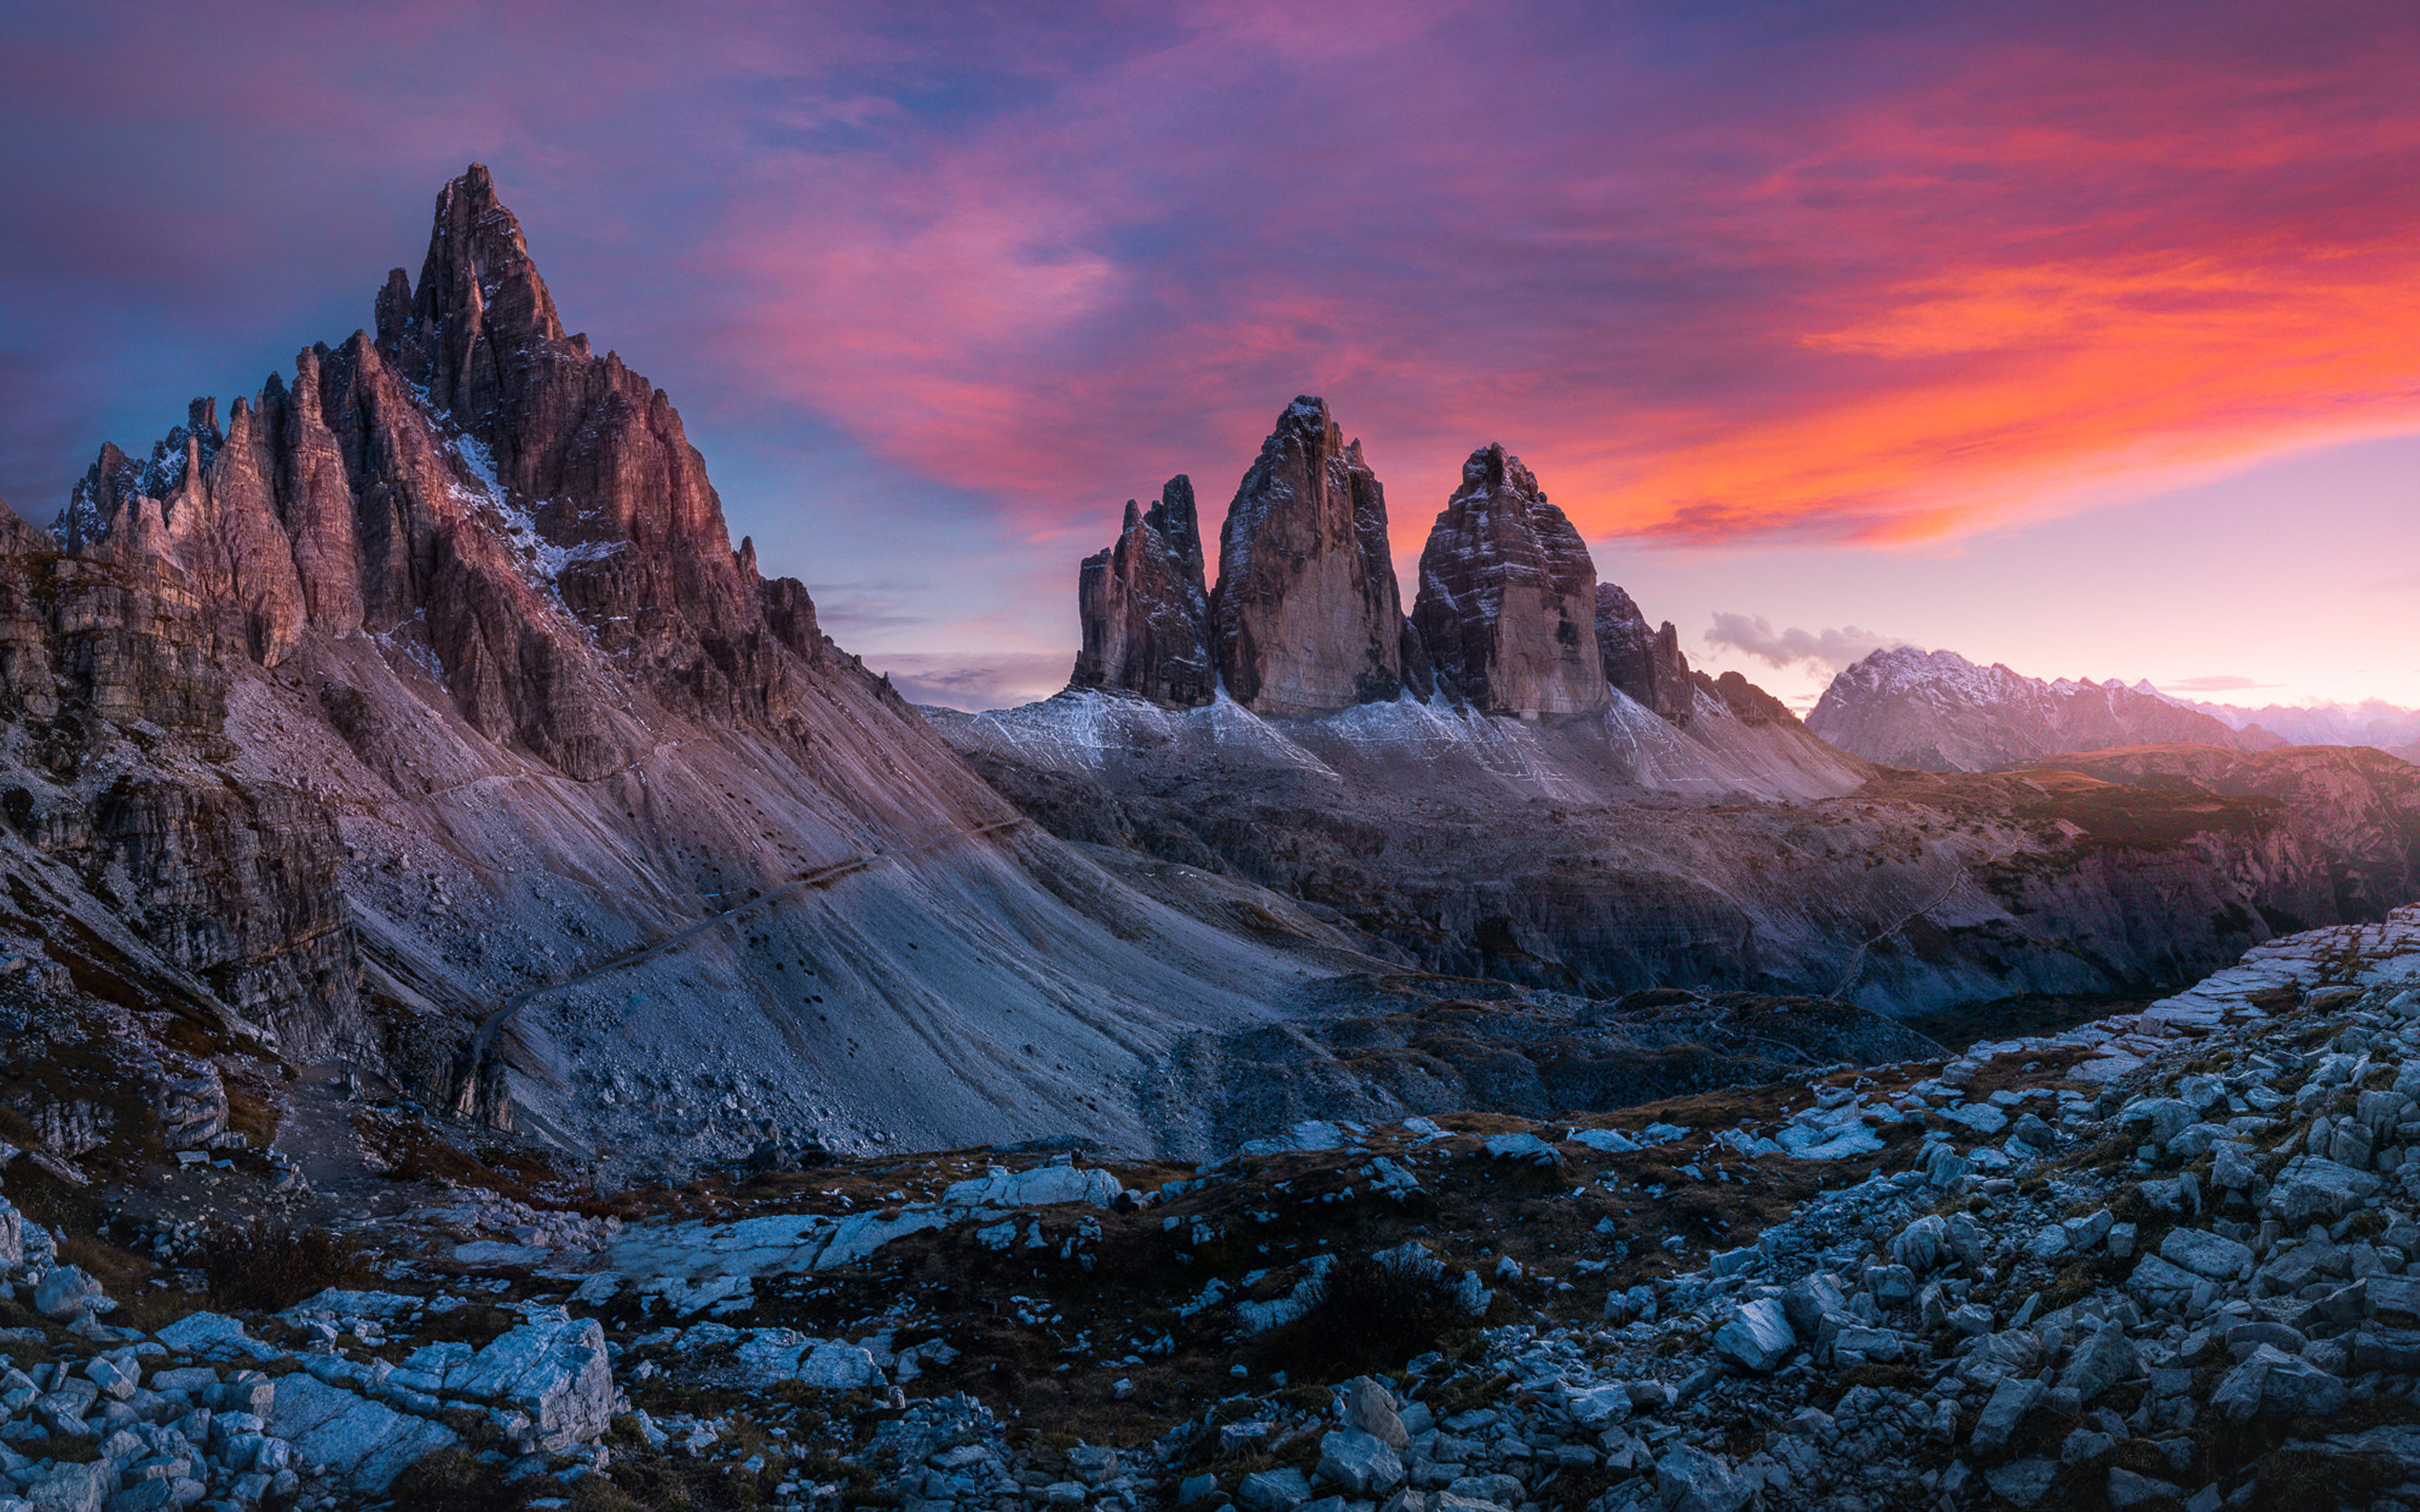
[2,914,2420,1508]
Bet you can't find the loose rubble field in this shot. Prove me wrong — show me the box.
[6,914,2420,1509]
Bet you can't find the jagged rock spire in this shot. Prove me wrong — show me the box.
[374,161,567,423]
[1209,397,1410,715]
[1597,583,1693,726]
[1069,476,1215,708]
[45,163,832,777]
[1410,444,1606,718]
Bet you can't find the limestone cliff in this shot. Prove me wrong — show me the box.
[1596,583,1693,726]
[1069,476,1214,707]
[1209,398,1410,714]
[1410,444,1606,718]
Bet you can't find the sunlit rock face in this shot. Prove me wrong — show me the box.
[1069,476,1215,709]
[1410,444,1607,718]
[1209,397,1412,715]
[1596,583,1693,727]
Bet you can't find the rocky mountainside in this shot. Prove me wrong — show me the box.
[1808,646,2264,771]
[0,165,1436,1175]
[1409,445,1607,718]
[11,910,2416,1512]
[940,682,2420,1017]
[945,408,2420,1021]
[2010,742,2420,917]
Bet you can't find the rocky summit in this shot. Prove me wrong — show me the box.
[1594,585,1693,728]
[1409,445,1607,719]
[1210,399,1417,716]
[1072,478,1216,710]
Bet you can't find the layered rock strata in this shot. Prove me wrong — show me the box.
[1209,398,1413,714]
[1409,444,1608,718]
[1068,476,1214,707]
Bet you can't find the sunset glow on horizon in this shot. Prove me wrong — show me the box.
[4,1,2417,711]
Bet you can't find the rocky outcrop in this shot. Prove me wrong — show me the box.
[1811,645,2252,771]
[6,164,1376,1164]
[1409,445,1606,718]
[1068,476,1214,707]
[1596,583,1693,725]
[1209,398,1412,714]
[56,164,831,784]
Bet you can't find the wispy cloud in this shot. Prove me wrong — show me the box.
[4,1,2419,600]
[1705,613,1912,673]
[2162,674,2277,692]
[865,651,1069,713]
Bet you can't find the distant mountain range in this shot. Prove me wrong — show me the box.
[2179,696,2420,757]
[1811,644,2420,770]
[1806,646,2276,770]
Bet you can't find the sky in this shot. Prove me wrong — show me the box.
[3,1,2416,712]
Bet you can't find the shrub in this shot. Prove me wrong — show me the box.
[1256,1250,1468,1383]
[192,1218,371,1312]
[386,1448,538,1512]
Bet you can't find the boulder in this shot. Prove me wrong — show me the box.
[263,1374,456,1496]
[1652,1445,1751,1512]
[1237,1467,1313,1512]
[1890,1214,1949,1274]
[1345,1376,1409,1450]
[2266,1157,2383,1226]
[24,1462,104,1512]
[1315,1427,1403,1496]
[2060,1325,2140,1403]
[442,1312,614,1450]
[1710,1298,1795,1374]
[2126,1254,2203,1310]
[2212,1344,2348,1422]
[1970,1375,2044,1458]
[2159,1227,2254,1281]
[33,1266,102,1321]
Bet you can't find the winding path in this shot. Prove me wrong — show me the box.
[1827,868,1968,1002]
[457,816,1028,1103]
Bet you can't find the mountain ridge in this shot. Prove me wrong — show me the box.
[1808,644,2271,771]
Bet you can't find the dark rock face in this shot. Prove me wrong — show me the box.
[1209,398,1408,714]
[0,496,356,1057]
[1069,476,1214,708]
[1811,645,2253,771]
[1410,445,1607,717]
[1596,584,1693,726]
[1696,669,1799,727]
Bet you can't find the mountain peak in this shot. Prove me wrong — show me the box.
[1410,444,1604,716]
[1811,644,2249,770]
[1209,398,1409,714]
[375,163,570,423]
